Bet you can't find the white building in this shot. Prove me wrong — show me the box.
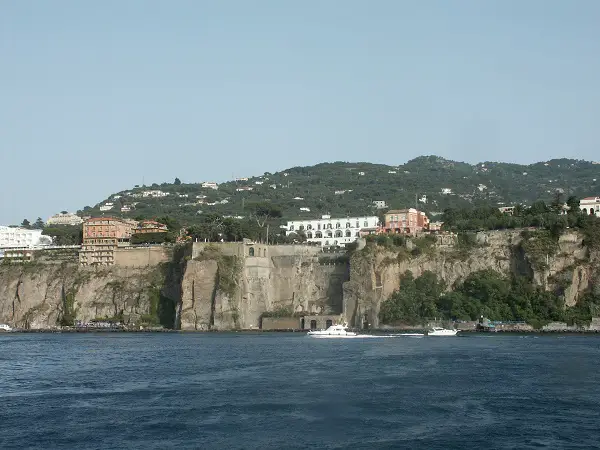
[142,190,168,198]
[201,182,219,190]
[99,203,114,211]
[441,188,452,195]
[0,226,51,249]
[580,197,600,216]
[46,212,83,226]
[285,215,379,247]
[373,200,387,209]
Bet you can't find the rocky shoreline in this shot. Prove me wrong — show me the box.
[4,327,600,334]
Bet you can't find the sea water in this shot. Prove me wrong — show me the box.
[1,333,599,449]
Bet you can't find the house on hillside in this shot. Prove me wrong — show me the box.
[285,215,379,247]
[580,197,600,216]
[380,209,429,236]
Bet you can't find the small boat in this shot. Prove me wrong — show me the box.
[307,323,357,338]
[0,324,13,332]
[428,327,458,336]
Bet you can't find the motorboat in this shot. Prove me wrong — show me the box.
[307,323,357,338]
[428,327,458,336]
[0,324,13,332]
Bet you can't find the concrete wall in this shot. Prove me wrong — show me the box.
[261,317,300,330]
[113,247,172,267]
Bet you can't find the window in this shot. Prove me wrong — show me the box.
[346,223,351,228]
[327,231,333,238]
[364,221,368,227]
[327,223,332,229]
[249,247,255,256]
[356,221,359,228]
[315,231,323,238]
[336,223,341,229]
[306,232,313,238]
[290,225,294,231]
[335,230,342,238]
[317,224,321,230]
[345,230,351,237]
[307,224,312,230]
[299,225,304,231]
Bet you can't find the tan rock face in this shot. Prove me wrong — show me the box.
[344,230,598,328]
[0,231,596,330]
[0,264,177,329]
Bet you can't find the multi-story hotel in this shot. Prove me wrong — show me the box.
[0,226,50,249]
[382,209,430,235]
[285,215,380,247]
[79,217,137,265]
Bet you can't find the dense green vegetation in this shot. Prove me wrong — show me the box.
[75,156,600,226]
[380,270,600,328]
[42,225,83,245]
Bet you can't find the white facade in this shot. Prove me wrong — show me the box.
[580,197,600,217]
[285,215,379,247]
[373,200,387,209]
[46,212,83,226]
[0,226,51,249]
[201,182,219,190]
[142,190,168,198]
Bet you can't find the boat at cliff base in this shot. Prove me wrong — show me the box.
[307,323,358,338]
[428,327,458,336]
[0,324,13,332]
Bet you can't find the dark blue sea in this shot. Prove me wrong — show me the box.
[1,333,600,449]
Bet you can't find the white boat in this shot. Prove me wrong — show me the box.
[307,323,357,338]
[428,327,458,336]
[0,324,13,332]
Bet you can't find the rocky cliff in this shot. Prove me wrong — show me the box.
[343,230,598,328]
[0,262,181,329]
[0,231,597,330]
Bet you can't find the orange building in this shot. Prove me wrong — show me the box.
[82,217,136,245]
[133,220,168,235]
[382,209,430,235]
[80,217,138,266]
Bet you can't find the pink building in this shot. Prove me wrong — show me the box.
[382,209,430,235]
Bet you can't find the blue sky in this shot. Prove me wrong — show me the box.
[2,0,600,224]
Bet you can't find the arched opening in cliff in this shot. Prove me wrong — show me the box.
[248,247,255,257]
[326,319,333,328]
[300,317,305,329]
[310,319,317,330]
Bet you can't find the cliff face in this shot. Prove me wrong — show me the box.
[1,231,596,330]
[178,244,348,330]
[0,263,180,329]
[343,230,597,328]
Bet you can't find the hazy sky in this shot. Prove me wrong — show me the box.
[2,1,600,224]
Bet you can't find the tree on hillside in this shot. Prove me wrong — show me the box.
[21,219,31,229]
[33,217,45,229]
[249,202,282,228]
[566,196,580,214]
[174,177,181,185]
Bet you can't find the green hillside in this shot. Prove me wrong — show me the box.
[78,156,600,225]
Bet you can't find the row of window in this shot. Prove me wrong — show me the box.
[290,221,370,232]
[306,230,359,239]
